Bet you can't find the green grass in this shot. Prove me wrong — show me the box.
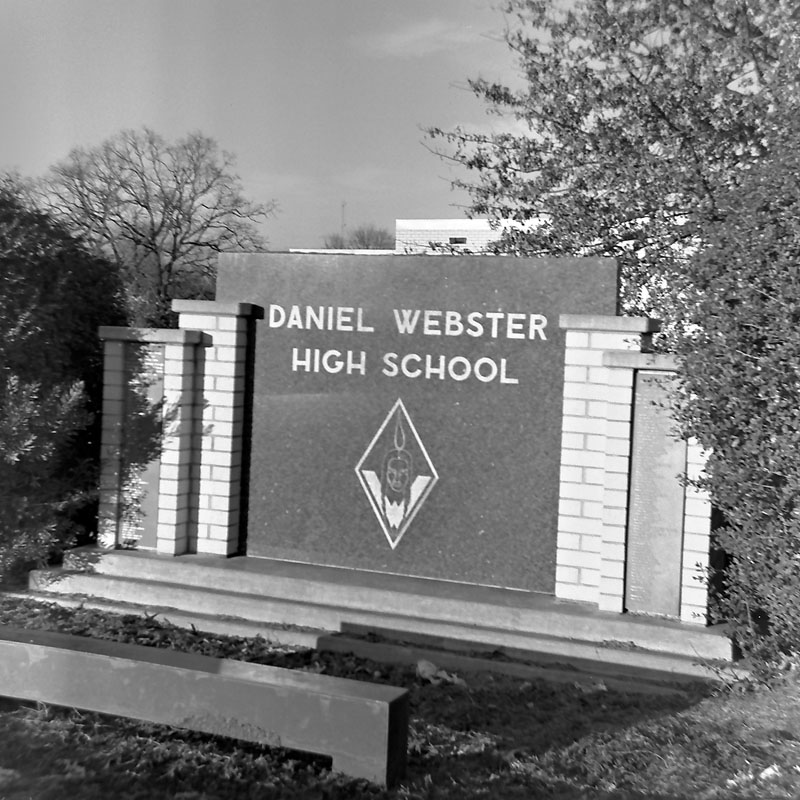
[1,596,799,799]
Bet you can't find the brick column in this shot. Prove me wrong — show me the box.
[681,439,713,623]
[560,342,713,624]
[598,352,677,613]
[97,328,206,554]
[597,358,636,613]
[97,337,126,548]
[172,300,253,556]
[555,315,660,604]
[158,333,207,555]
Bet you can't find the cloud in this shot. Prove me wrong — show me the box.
[357,18,490,59]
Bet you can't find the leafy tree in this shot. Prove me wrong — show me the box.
[429,0,800,321]
[324,224,394,250]
[0,176,126,578]
[432,0,800,669]
[672,113,800,672]
[41,128,276,326]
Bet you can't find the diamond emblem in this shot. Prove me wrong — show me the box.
[355,398,439,549]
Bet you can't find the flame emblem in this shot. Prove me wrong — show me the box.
[355,399,438,549]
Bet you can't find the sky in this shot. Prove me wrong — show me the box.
[0,0,520,250]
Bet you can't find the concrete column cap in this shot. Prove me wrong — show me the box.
[172,300,256,317]
[98,327,206,344]
[603,351,678,371]
[559,314,661,333]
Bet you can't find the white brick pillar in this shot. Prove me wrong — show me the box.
[97,328,206,554]
[681,439,713,623]
[600,353,712,623]
[598,352,677,613]
[597,357,637,613]
[555,315,660,604]
[158,332,208,555]
[558,337,713,625]
[97,336,126,547]
[173,300,253,556]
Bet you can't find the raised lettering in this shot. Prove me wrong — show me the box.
[286,305,303,329]
[425,355,446,380]
[305,306,324,330]
[394,309,421,334]
[423,310,442,335]
[484,311,503,338]
[474,357,499,383]
[291,347,311,372]
[401,353,422,378]
[382,352,399,377]
[448,356,471,381]
[356,308,374,333]
[336,307,354,331]
[347,350,366,375]
[268,304,286,328]
[529,314,548,340]
[466,312,484,337]
[506,313,526,339]
[500,358,519,384]
[322,349,343,373]
[445,310,464,336]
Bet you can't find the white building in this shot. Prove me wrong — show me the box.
[394,219,496,254]
[290,219,503,256]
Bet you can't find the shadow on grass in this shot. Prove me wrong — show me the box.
[2,598,790,799]
[0,669,713,799]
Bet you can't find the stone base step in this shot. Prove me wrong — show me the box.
[27,547,734,681]
[11,591,322,649]
[326,623,739,687]
[317,630,729,694]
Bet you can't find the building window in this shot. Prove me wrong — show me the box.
[449,237,467,245]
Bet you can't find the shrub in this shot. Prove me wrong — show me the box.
[673,114,800,673]
[0,176,126,578]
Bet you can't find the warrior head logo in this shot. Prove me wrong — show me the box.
[355,399,438,549]
[381,413,413,530]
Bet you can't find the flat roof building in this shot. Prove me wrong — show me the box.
[394,219,496,254]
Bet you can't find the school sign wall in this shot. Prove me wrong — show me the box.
[214,253,617,592]
[82,251,719,645]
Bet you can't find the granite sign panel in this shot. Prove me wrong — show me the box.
[216,253,617,592]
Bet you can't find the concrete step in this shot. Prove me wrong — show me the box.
[328,623,736,685]
[13,588,737,693]
[317,631,731,693]
[30,568,347,632]
[55,548,732,663]
[24,572,734,685]
[27,548,735,683]
[12,590,322,649]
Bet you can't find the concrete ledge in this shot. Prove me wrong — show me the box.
[11,591,322,649]
[320,627,731,691]
[560,314,662,333]
[603,351,678,371]
[98,327,208,344]
[0,625,408,786]
[33,549,733,663]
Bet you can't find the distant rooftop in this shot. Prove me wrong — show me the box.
[288,219,506,256]
[395,218,496,254]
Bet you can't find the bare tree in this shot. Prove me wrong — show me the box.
[322,232,348,249]
[323,224,393,250]
[42,128,276,325]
